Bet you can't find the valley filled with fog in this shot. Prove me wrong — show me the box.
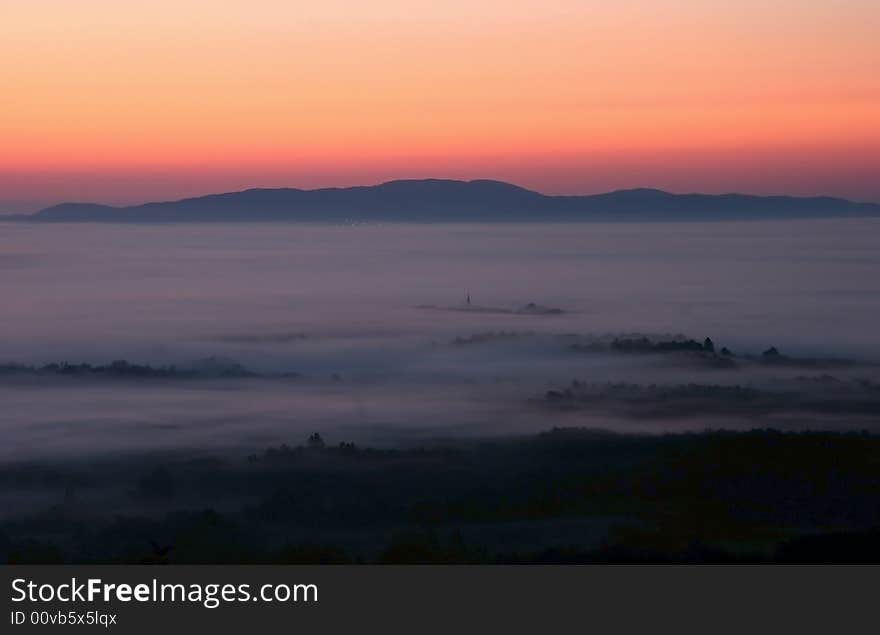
[2,219,880,461]
[4,218,880,562]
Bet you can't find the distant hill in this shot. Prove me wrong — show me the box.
[26,179,880,222]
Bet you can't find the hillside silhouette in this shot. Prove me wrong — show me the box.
[29,179,880,222]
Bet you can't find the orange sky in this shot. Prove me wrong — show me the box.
[2,1,879,210]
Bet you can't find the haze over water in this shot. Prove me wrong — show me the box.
[2,218,879,460]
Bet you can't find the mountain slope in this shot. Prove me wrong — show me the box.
[31,179,880,222]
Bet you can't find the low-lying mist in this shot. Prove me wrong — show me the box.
[1,218,880,464]
[3,218,880,563]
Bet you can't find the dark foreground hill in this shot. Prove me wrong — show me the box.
[4,428,880,563]
[28,179,880,222]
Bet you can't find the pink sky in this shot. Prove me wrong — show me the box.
[2,1,879,211]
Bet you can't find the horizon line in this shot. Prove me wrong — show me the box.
[9,178,880,216]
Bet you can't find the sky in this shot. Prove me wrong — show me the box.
[1,0,879,211]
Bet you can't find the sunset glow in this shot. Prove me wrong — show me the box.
[2,0,879,210]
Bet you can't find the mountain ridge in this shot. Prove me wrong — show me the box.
[26,179,880,222]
